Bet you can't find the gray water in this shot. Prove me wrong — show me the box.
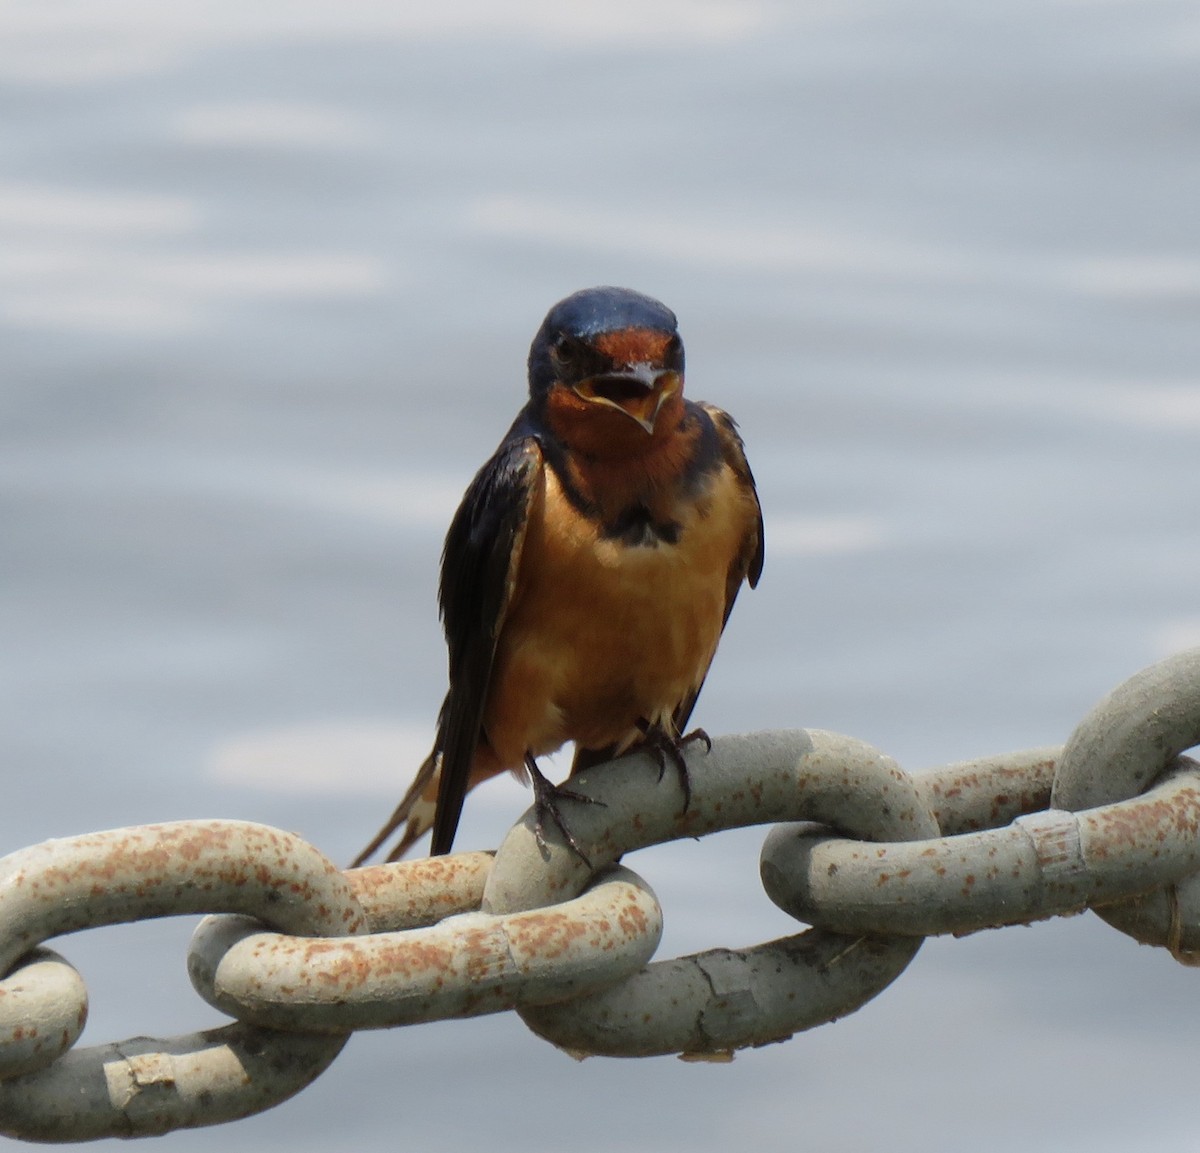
[4,2,1200,1150]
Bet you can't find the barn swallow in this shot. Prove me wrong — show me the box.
[353,286,763,865]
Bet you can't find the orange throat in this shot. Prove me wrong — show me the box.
[543,387,697,520]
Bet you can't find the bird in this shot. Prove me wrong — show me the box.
[353,286,763,866]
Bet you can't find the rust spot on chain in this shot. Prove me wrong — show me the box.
[300,937,456,991]
[1090,787,1200,855]
[616,895,649,939]
[510,910,588,960]
[348,853,492,931]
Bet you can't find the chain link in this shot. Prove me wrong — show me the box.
[0,948,87,1080]
[188,864,662,1032]
[761,758,1200,937]
[1,649,1199,1139]
[0,821,369,1139]
[486,729,940,1056]
[1052,648,1200,956]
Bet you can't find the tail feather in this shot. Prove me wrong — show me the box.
[351,749,441,866]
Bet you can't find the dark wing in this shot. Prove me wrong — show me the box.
[704,403,764,598]
[430,429,544,854]
[669,403,764,736]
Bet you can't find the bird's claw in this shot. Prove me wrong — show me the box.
[525,756,604,868]
[635,723,711,813]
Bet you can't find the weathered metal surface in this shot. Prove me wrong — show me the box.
[1,651,1200,1133]
[346,850,493,931]
[521,931,920,1059]
[0,820,369,975]
[0,949,87,1080]
[188,865,662,1031]
[484,729,942,915]
[1053,647,1200,811]
[0,1023,346,1142]
[912,747,1059,835]
[0,821,368,1140]
[488,729,941,1057]
[761,761,1200,937]
[1052,648,1200,953]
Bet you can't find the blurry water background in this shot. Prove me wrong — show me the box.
[3,2,1200,1150]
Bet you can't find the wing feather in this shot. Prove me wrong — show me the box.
[429,430,544,853]
[669,404,763,736]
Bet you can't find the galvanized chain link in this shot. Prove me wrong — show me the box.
[2,648,1200,1140]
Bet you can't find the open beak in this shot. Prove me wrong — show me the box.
[572,365,680,434]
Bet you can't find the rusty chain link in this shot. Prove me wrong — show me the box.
[2,648,1200,1140]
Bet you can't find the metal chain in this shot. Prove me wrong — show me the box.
[3,648,1200,1140]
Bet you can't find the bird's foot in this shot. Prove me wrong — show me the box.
[634,723,712,813]
[525,755,604,868]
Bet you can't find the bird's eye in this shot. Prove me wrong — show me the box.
[552,335,580,365]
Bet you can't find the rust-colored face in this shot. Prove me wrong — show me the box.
[590,328,677,367]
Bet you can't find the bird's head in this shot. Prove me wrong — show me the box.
[528,287,685,455]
